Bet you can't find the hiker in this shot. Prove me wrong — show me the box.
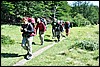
[60,20,65,37]
[64,21,70,36]
[54,20,63,42]
[20,17,34,60]
[51,18,57,39]
[35,18,46,45]
[27,17,36,45]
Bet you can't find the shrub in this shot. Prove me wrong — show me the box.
[1,35,15,45]
[95,31,99,34]
[73,13,91,27]
[70,40,99,51]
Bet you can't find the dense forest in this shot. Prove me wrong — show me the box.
[1,1,99,27]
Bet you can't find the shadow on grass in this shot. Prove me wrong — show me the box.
[32,42,41,45]
[45,35,51,37]
[19,42,40,45]
[54,40,58,42]
[1,53,25,58]
[44,39,53,42]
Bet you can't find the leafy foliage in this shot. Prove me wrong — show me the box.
[72,1,99,25]
[70,40,99,51]
[73,13,90,27]
[1,1,99,26]
[1,35,15,45]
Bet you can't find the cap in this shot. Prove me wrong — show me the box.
[28,18,32,22]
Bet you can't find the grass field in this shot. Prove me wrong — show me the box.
[1,24,99,66]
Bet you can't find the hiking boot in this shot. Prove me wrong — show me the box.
[41,43,44,45]
[62,35,65,37]
[66,34,68,36]
[26,53,32,60]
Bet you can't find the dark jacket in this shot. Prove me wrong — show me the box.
[65,22,70,29]
[21,23,34,37]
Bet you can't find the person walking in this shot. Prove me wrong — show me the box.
[60,20,65,37]
[51,18,57,39]
[54,20,63,42]
[64,21,70,36]
[35,18,46,45]
[20,17,34,60]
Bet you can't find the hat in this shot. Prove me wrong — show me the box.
[28,18,32,22]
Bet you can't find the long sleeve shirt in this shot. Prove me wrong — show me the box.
[36,22,46,32]
[21,23,34,37]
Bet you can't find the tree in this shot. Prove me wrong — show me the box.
[1,1,15,23]
[71,1,99,25]
[73,13,90,27]
[55,1,71,21]
[87,5,99,25]
[1,1,98,26]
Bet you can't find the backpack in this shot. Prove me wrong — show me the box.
[65,22,70,29]
[28,23,36,36]
[22,23,35,37]
[40,18,47,26]
[28,18,35,27]
[55,23,60,31]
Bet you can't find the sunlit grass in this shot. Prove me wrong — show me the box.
[1,24,53,66]
[24,24,99,66]
[1,24,99,66]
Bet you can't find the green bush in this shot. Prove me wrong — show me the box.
[1,35,15,45]
[73,13,91,27]
[95,31,99,34]
[70,40,99,51]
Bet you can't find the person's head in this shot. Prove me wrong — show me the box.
[57,20,60,24]
[37,18,41,23]
[66,21,70,24]
[22,17,28,24]
[28,18,32,22]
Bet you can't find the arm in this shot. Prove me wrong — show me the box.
[35,24,38,34]
[42,23,46,32]
[20,24,25,32]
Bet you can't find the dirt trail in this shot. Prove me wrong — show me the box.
[13,37,65,66]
